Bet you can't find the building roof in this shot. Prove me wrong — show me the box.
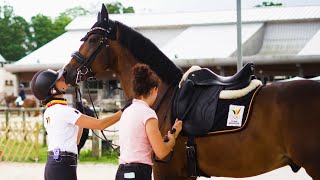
[257,22,320,56]
[299,30,320,55]
[66,5,320,30]
[5,31,84,72]
[5,5,320,72]
[161,23,264,59]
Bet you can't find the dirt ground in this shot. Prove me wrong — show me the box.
[0,162,118,180]
[0,162,311,180]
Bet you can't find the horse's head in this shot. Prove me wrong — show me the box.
[64,4,182,99]
[64,4,118,87]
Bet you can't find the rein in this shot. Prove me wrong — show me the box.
[74,84,120,154]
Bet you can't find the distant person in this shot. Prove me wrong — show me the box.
[15,84,26,107]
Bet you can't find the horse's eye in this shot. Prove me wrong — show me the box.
[88,37,99,44]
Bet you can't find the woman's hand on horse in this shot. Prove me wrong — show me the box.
[172,119,183,139]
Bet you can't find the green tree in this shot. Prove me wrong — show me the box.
[29,6,88,51]
[0,5,31,61]
[53,15,72,37]
[106,2,134,14]
[30,14,56,50]
[0,2,134,62]
[59,6,89,19]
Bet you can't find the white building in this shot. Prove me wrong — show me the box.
[0,55,17,98]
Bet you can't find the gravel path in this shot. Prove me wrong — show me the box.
[0,162,118,180]
[0,162,311,180]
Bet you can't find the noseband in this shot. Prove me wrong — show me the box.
[71,21,116,84]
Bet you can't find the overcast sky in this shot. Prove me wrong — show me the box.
[1,0,320,21]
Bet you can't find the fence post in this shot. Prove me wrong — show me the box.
[92,130,101,158]
[35,122,39,162]
[39,107,47,146]
[22,109,26,121]
[5,109,9,126]
[5,109,9,140]
[22,109,26,141]
[42,123,46,146]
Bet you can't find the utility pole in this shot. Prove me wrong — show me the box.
[237,0,243,72]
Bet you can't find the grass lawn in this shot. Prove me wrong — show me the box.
[1,142,119,164]
[39,145,119,164]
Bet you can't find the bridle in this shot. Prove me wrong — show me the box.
[72,38,106,84]
[71,20,120,153]
[71,21,116,84]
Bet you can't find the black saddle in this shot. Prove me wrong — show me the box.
[187,62,254,90]
[172,62,256,136]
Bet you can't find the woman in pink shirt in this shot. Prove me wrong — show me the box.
[116,64,182,180]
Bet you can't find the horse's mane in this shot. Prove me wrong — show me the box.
[115,21,183,85]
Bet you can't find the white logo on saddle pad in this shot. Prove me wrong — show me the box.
[227,105,245,127]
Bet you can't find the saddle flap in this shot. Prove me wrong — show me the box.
[182,85,223,136]
[175,79,196,119]
[173,77,223,136]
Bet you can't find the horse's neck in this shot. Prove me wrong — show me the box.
[117,73,134,99]
[111,43,173,134]
[111,37,172,106]
[110,42,137,98]
[152,83,170,109]
[116,64,170,103]
[153,83,175,135]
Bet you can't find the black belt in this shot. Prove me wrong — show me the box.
[119,163,152,168]
[48,151,78,159]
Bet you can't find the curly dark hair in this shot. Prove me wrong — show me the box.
[132,64,160,98]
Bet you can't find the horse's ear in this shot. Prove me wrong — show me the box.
[97,12,101,21]
[100,4,109,22]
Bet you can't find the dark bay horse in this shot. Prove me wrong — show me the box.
[63,5,320,179]
[4,95,39,117]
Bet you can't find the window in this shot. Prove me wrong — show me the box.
[5,80,13,86]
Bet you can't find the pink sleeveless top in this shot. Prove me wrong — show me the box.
[118,99,158,165]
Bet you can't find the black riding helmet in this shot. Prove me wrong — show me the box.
[31,69,65,101]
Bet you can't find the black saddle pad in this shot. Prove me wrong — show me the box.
[203,86,262,136]
[171,78,262,136]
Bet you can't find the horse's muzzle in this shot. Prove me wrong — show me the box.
[63,70,77,87]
